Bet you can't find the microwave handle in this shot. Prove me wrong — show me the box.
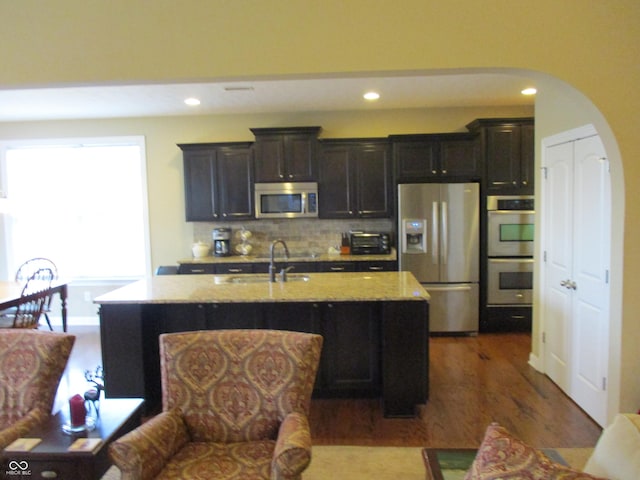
[441,201,448,264]
[301,192,307,214]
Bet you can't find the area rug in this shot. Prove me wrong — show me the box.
[100,445,593,479]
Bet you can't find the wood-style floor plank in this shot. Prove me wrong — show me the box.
[309,333,602,448]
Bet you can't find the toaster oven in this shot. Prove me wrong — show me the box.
[350,232,391,255]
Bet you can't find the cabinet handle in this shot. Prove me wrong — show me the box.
[330,267,345,271]
[368,266,384,271]
[432,170,437,174]
[222,213,228,217]
[41,472,58,479]
[522,180,528,185]
[213,214,218,218]
[288,174,293,179]
[512,181,517,185]
[191,269,205,273]
[441,169,447,174]
[227,268,243,273]
[279,174,284,179]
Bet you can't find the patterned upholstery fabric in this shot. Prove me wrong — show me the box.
[110,329,323,480]
[0,330,75,449]
[464,423,607,480]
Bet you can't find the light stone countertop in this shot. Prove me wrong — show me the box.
[94,271,429,304]
[178,250,397,264]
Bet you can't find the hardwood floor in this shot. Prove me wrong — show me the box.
[58,327,602,450]
[310,333,602,448]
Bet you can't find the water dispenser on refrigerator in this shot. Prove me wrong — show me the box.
[401,219,427,254]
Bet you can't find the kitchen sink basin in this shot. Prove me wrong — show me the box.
[223,274,310,284]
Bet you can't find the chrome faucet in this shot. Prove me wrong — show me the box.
[269,239,290,282]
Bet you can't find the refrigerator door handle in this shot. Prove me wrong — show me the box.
[441,201,448,264]
[432,201,439,264]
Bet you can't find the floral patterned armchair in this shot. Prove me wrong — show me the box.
[0,330,75,449]
[109,329,323,480]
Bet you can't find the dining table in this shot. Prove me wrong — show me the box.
[0,279,68,332]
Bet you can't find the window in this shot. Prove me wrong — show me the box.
[0,137,150,281]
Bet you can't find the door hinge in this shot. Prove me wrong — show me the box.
[542,166,548,179]
[542,332,546,344]
[602,377,607,391]
[543,251,547,262]
[605,269,610,284]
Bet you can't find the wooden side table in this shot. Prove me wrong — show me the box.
[2,398,144,480]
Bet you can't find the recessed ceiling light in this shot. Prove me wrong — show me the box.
[363,91,380,101]
[184,97,201,106]
[521,87,537,96]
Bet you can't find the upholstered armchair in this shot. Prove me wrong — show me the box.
[110,329,323,480]
[0,330,75,449]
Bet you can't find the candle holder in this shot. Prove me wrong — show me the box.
[62,393,96,435]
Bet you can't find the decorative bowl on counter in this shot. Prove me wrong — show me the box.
[192,242,211,258]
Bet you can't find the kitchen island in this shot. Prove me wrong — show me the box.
[95,271,429,417]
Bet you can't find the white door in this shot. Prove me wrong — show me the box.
[543,141,574,391]
[542,131,610,426]
[570,135,610,425]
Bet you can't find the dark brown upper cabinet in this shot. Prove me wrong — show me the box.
[391,132,479,182]
[179,142,254,221]
[318,139,392,219]
[466,118,534,195]
[250,126,321,182]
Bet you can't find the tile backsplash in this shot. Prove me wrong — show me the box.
[193,219,394,257]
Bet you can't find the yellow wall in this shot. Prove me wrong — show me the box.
[1,0,638,420]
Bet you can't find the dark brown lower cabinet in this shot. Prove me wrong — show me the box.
[99,299,427,417]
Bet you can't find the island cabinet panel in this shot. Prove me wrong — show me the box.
[99,295,428,417]
[382,301,429,417]
[320,302,381,396]
[209,303,264,329]
[99,304,147,399]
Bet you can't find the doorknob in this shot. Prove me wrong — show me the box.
[560,279,569,288]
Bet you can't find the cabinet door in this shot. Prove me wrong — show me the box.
[216,146,254,220]
[322,302,380,395]
[355,143,391,218]
[519,123,535,194]
[285,133,317,181]
[486,125,522,193]
[254,135,285,182]
[319,145,354,218]
[394,141,439,180]
[440,138,479,179]
[253,132,317,182]
[183,151,216,221]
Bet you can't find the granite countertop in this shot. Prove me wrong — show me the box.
[178,249,397,264]
[94,271,429,304]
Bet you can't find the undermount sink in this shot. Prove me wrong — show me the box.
[223,274,310,284]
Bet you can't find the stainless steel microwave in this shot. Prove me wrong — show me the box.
[254,182,319,219]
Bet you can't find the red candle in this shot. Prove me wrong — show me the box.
[69,394,86,427]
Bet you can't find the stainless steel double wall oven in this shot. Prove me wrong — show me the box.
[486,195,534,329]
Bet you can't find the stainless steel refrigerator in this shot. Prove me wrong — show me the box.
[398,183,479,333]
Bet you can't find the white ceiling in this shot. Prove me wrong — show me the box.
[0,72,536,122]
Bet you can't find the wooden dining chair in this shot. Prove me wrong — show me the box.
[15,258,58,330]
[0,267,55,329]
